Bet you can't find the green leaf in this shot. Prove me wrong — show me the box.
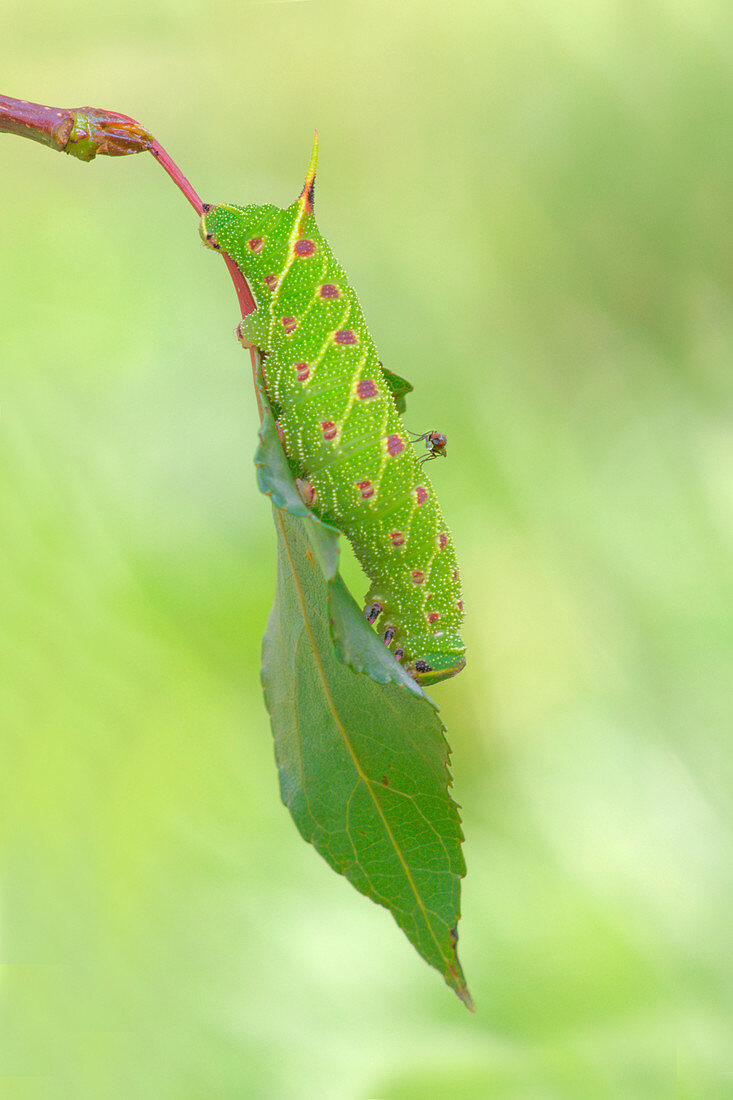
[255,404,472,1009]
[380,364,413,415]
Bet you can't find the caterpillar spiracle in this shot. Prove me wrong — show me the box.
[200,136,465,685]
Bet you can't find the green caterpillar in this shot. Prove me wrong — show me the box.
[201,136,465,685]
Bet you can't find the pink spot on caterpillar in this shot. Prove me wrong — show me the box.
[386,434,405,456]
[457,600,464,611]
[452,569,459,580]
[356,479,374,500]
[438,532,448,549]
[319,283,340,298]
[294,238,316,257]
[334,329,357,345]
[414,485,428,505]
[389,531,405,547]
[281,317,298,334]
[321,420,337,441]
[427,611,440,624]
[411,570,425,585]
[356,380,378,399]
[294,362,311,382]
[248,237,263,253]
[264,275,278,290]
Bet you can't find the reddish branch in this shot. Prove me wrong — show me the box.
[0,93,257,324]
[0,95,153,159]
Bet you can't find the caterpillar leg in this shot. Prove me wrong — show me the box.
[274,420,288,451]
[408,649,466,685]
[364,601,383,625]
[295,477,317,507]
[236,311,269,350]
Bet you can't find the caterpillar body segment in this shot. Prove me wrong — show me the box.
[200,137,465,683]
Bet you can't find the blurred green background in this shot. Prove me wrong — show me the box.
[2,1,732,1096]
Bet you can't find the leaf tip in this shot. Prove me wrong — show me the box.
[447,967,475,1011]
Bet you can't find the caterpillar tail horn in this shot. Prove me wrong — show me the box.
[298,130,319,216]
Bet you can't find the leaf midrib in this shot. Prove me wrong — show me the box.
[274,507,453,973]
